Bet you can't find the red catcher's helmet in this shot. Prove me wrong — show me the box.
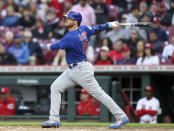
[145,85,154,93]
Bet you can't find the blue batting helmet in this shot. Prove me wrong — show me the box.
[63,11,82,25]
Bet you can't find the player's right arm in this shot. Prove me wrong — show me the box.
[84,21,119,37]
[143,99,159,116]
[135,99,146,117]
[45,36,70,51]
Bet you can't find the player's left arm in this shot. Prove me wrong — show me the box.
[84,21,119,36]
[135,100,146,117]
[45,36,70,51]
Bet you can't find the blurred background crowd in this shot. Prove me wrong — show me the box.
[0,0,174,66]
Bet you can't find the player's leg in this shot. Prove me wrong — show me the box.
[42,69,76,128]
[77,74,127,119]
[81,77,129,128]
[70,62,128,128]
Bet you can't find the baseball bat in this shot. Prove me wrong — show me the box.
[119,22,152,28]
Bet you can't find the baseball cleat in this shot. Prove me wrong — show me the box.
[109,117,129,129]
[42,120,61,128]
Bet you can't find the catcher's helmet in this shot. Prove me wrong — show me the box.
[63,10,82,25]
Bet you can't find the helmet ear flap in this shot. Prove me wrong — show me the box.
[78,21,80,26]
[74,20,79,26]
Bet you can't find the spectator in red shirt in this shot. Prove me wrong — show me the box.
[77,89,100,116]
[149,0,160,16]
[117,46,136,65]
[95,46,113,65]
[86,97,100,116]
[48,0,63,19]
[0,87,16,115]
[77,89,91,115]
[108,39,124,64]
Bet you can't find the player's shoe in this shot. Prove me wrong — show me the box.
[42,120,61,128]
[109,117,129,129]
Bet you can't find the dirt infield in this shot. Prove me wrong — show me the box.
[0,126,174,131]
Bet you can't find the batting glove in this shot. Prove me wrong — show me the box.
[44,44,51,52]
[108,21,119,28]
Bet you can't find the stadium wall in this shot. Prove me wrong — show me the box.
[0,65,174,122]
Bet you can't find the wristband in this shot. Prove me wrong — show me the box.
[45,44,51,51]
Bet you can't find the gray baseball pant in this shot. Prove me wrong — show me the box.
[49,62,127,122]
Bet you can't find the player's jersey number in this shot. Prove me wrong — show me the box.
[83,40,88,55]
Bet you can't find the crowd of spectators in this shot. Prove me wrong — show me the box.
[0,0,174,65]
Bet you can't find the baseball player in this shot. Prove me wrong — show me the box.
[42,10,128,129]
[136,85,160,123]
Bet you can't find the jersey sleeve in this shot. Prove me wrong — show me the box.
[136,99,142,110]
[152,99,160,111]
[84,23,110,36]
[50,36,70,51]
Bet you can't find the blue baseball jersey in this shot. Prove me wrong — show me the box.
[49,23,109,64]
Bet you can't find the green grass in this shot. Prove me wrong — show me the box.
[0,122,174,127]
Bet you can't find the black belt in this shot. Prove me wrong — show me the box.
[68,63,78,69]
[68,61,86,69]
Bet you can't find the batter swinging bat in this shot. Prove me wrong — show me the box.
[119,22,152,28]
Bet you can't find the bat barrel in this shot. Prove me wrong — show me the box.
[119,22,152,28]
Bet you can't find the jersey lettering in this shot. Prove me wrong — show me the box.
[83,41,88,55]
[79,32,87,41]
